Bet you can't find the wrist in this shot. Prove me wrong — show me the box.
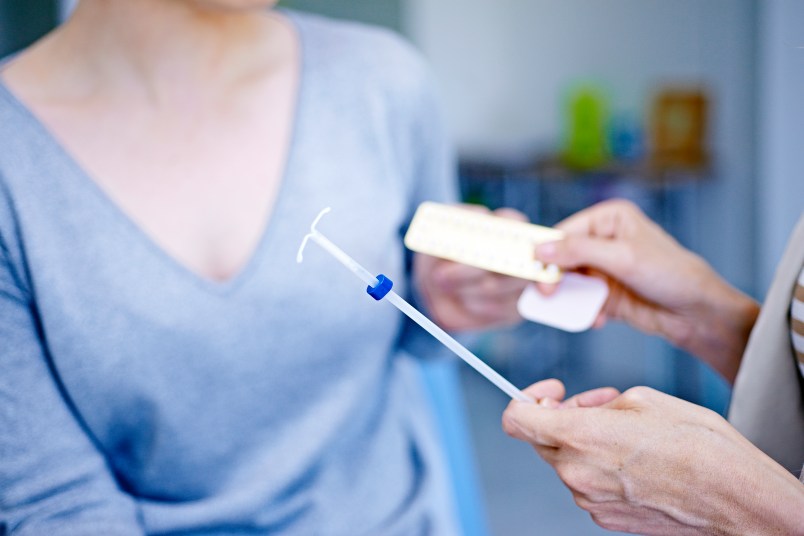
[686,260,759,382]
[727,461,804,535]
[687,424,804,536]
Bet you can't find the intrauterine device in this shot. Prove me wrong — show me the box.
[297,207,533,403]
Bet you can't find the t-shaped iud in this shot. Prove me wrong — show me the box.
[297,207,532,403]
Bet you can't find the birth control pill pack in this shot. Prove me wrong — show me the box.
[403,202,565,284]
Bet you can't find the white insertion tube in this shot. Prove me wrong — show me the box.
[297,209,532,403]
[384,291,532,402]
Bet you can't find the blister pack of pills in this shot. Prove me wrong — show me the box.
[404,202,565,284]
[404,202,609,332]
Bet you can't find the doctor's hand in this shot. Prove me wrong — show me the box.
[502,379,804,536]
[536,199,759,381]
[413,206,529,331]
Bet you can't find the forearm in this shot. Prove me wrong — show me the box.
[722,455,804,535]
[0,270,144,535]
[676,260,760,383]
[656,426,804,536]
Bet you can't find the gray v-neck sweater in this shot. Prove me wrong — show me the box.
[0,11,458,535]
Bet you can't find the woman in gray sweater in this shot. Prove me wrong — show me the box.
[0,1,526,533]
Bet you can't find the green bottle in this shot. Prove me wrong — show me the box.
[562,85,610,171]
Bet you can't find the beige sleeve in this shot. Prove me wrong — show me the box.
[729,215,804,474]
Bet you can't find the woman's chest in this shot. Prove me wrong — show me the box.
[39,91,297,281]
[25,161,410,464]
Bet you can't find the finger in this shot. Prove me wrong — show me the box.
[603,385,666,411]
[534,281,559,296]
[457,203,491,214]
[553,199,643,236]
[521,378,566,402]
[456,295,524,322]
[536,235,634,278]
[502,399,572,447]
[429,261,488,291]
[454,297,523,326]
[492,207,529,222]
[453,204,529,224]
[432,261,530,296]
[591,312,608,329]
[559,387,620,409]
[551,206,596,235]
[449,274,529,300]
[538,397,562,409]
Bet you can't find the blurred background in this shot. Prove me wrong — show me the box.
[3,1,802,534]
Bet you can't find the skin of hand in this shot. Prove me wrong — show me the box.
[503,379,804,536]
[536,199,760,382]
[414,206,530,331]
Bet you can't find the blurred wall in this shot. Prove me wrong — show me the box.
[56,1,401,30]
[406,0,758,296]
[756,0,804,294]
[279,0,401,33]
[0,0,58,56]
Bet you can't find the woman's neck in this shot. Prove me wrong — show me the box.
[6,0,289,107]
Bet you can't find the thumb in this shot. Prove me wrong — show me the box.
[536,234,634,279]
[520,378,566,403]
[502,400,572,448]
[559,387,620,409]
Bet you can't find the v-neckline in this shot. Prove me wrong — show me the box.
[0,11,308,297]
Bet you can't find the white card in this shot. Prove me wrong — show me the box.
[517,273,609,332]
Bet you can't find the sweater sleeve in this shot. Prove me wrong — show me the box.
[0,241,143,535]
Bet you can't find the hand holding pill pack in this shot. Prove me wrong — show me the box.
[404,202,609,332]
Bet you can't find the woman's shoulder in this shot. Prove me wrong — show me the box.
[0,75,44,182]
[0,79,29,167]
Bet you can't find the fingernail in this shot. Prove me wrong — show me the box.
[536,242,556,260]
[539,397,559,408]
